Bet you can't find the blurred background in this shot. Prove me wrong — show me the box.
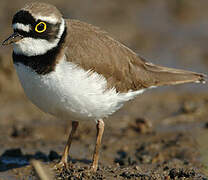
[0,0,208,179]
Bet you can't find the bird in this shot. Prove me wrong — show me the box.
[2,2,206,172]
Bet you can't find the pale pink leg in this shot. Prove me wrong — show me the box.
[60,121,79,166]
[91,119,105,172]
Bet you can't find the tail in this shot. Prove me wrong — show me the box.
[139,62,206,87]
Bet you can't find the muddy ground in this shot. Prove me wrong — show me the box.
[1,92,208,179]
[0,0,208,179]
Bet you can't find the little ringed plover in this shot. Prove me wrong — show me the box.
[2,2,206,172]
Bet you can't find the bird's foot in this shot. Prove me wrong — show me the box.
[53,161,69,171]
[90,164,98,172]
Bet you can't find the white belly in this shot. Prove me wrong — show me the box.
[14,58,145,121]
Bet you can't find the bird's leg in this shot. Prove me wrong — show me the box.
[91,119,104,172]
[59,121,79,167]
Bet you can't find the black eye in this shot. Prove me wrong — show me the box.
[37,24,44,31]
[35,22,47,33]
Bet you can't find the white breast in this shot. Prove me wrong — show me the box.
[14,58,145,121]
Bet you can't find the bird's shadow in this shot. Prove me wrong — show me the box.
[0,148,91,172]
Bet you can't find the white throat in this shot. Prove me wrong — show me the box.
[13,18,65,56]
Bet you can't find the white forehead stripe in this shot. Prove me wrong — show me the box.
[34,15,59,24]
[13,23,31,32]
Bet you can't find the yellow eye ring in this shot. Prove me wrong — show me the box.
[35,22,47,33]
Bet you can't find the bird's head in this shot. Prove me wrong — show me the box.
[2,2,66,56]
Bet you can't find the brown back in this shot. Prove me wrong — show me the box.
[64,20,206,92]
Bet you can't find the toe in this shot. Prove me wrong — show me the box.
[90,165,98,172]
[53,161,69,170]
